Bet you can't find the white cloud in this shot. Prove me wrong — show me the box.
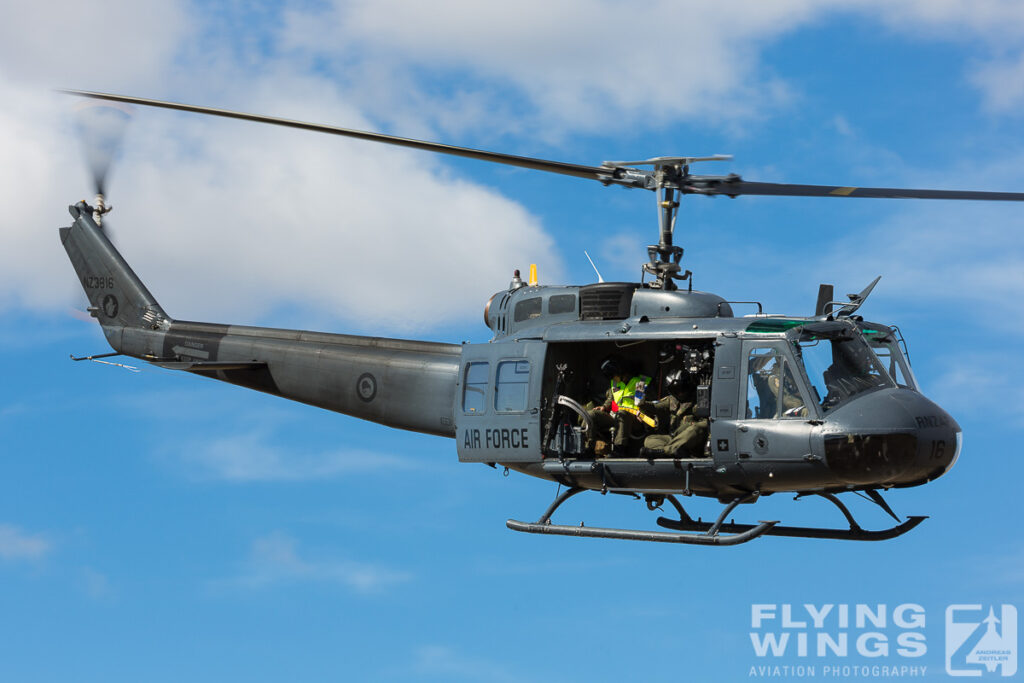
[820,199,1024,335]
[832,115,854,137]
[928,353,1024,428]
[412,645,526,683]
[763,130,1024,331]
[0,523,51,560]
[867,0,1024,41]
[0,1,188,89]
[81,567,113,599]
[0,402,29,418]
[0,54,559,332]
[861,0,1024,113]
[991,545,1024,584]
[228,532,411,593]
[598,231,647,279]
[0,84,85,311]
[281,0,818,134]
[179,431,419,482]
[280,0,1024,137]
[118,109,557,328]
[970,53,1024,113]
[2,1,1023,332]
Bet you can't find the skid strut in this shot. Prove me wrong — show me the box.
[506,487,778,546]
[656,491,926,541]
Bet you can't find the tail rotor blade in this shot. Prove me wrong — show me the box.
[74,100,133,196]
[73,100,132,238]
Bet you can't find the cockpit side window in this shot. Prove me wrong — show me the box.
[746,346,808,419]
[746,348,778,419]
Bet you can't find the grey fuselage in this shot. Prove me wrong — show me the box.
[61,202,960,501]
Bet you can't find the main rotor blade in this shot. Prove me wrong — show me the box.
[60,91,1024,203]
[698,179,1024,202]
[62,90,616,184]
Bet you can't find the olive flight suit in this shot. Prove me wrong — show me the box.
[642,395,709,457]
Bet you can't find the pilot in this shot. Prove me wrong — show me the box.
[641,369,709,457]
[751,350,805,417]
[768,371,806,417]
[588,356,651,457]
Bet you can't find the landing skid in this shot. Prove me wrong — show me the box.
[657,492,927,541]
[506,487,779,546]
[507,488,926,545]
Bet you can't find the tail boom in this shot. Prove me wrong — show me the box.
[60,202,460,437]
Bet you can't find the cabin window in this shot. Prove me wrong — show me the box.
[746,347,807,419]
[548,294,576,315]
[494,360,530,412]
[514,297,542,322]
[462,362,489,414]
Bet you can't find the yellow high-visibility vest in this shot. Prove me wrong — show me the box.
[612,375,651,410]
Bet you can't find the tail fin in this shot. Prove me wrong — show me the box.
[60,202,170,346]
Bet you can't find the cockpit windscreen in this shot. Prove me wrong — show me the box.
[794,332,893,412]
[859,326,919,391]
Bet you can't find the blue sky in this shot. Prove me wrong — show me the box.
[1,1,1023,681]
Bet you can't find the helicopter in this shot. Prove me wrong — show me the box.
[58,90,1024,546]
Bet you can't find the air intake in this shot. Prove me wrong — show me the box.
[579,283,636,320]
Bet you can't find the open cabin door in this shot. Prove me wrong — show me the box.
[455,341,545,463]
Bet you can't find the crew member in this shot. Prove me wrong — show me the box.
[642,370,709,457]
[768,371,806,417]
[588,356,651,457]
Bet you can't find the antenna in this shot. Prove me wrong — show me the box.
[584,251,604,283]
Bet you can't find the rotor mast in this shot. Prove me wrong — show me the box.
[603,155,732,290]
[653,166,684,290]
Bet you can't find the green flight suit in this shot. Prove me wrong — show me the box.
[642,395,709,457]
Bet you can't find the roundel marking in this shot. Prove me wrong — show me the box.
[356,373,377,402]
[754,431,770,455]
[102,294,119,319]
